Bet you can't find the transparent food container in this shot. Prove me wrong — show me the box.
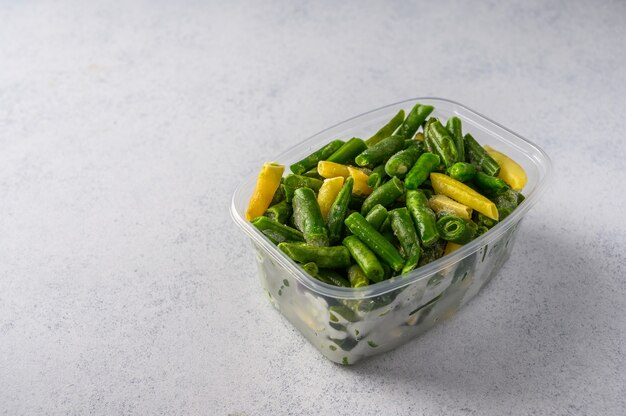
[231,98,551,365]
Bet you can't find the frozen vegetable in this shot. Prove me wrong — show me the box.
[246,104,528,288]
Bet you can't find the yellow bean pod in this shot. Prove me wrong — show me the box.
[245,162,285,221]
[317,176,345,222]
[317,161,350,179]
[444,241,463,255]
[430,172,499,220]
[428,194,473,220]
[483,145,527,191]
[347,166,373,196]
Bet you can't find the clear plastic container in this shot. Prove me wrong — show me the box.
[231,97,551,365]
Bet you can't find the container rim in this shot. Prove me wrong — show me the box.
[230,97,552,300]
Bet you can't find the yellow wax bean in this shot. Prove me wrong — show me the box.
[246,162,285,221]
[428,194,473,220]
[444,242,463,255]
[317,161,350,178]
[430,172,499,220]
[347,166,373,196]
[317,176,345,222]
[484,145,527,191]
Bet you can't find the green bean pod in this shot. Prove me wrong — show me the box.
[406,190,440,247]
[348,264,370,288]
[367,165,387,189]
[473,211,498,229]
[445,116,465,162]
[301,262,319,276]
[327,137,367,165]
[404,152,441,190]
[355,135,405,167]
[292,187,329,247]
[361,176,405,216]
[265,200,292,224]
[424,118,458,168]
[365,109,405,146]
[343,236,385,282]
[316,269,350,287]
[327,177,354,244]
[269,179,285,205]
[364,204,388,230]
[464,133,500,176]
[344,212,405,272]
[290,139,345,175]
[395,104,434,140]
[384,145,423,179]
[474,171,510,196]
[251,216,304,244]
[492,189,521,220]
[446,162,477,182]
[436,215,476,244]
[418,239,446,266]
[284,174,323,192]
[278,242,352,268]
[389,208,421,275]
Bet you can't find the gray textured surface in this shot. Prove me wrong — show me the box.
[1,1,625,415]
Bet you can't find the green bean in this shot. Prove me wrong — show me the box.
[474,171,510,196]
[492,189,520,220]
[292,187,329,247]
[465,133,500,176]
[327,177,354,244]
[424,118,458,168]
[367,165,387,189]
[446,162,477,182]
[445,116,465,162]
[473,211,498,229]
[302,168,323,180]
[344,212,405,272]
[284,174,323,192]
[343,236,385,282]
[404,139,425,151]
[269,179,285,205]
[366,109,405,146]
[348,264,369,288]
[475,225,489,237]
[278,243,351,268]
[395,104,434,140]
[282,184,295,203]
[301,262,319,276]
[316,269,350,287]
[361,176,405,216]
[364,204,388,230]
[384,145,423,179]
[251,216,304,244]
[418,240,446,266]
[265,200,292,224]
[436,215,476,244]
[327,137,367,165]
[355,135,405,167]
[290,139,345,175]
[404,152,441,190]
[389,208,421,274]
[406,190,440,247]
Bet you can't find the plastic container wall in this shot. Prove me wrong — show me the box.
[231,98,551,364]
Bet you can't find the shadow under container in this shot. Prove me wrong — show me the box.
[231,98,551,365]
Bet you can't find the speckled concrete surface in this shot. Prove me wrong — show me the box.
[1,1,625,415]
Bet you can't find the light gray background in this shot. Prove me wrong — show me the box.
[1,1,625,415]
